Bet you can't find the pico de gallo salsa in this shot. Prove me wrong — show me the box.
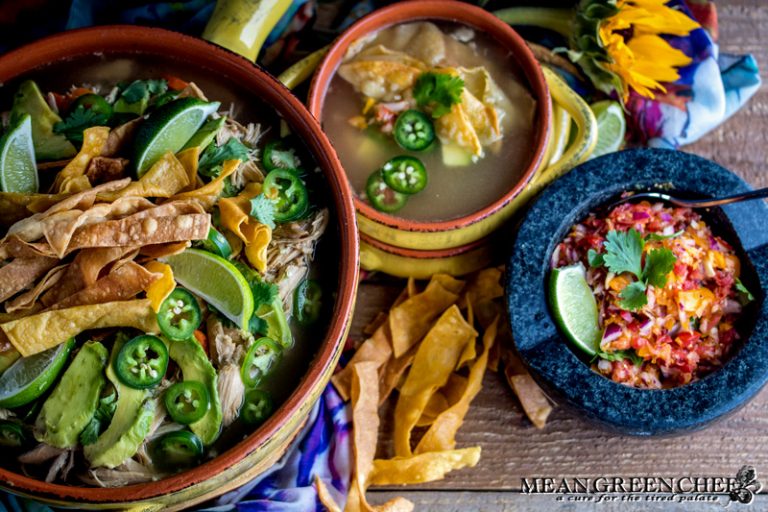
[552,200,753,389]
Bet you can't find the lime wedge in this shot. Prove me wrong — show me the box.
[549,264,602,357]
[0,114,39,193]
[0,339,74,408]
[589,100,626,158]
[133,97,220,176]
[162,248,254,329]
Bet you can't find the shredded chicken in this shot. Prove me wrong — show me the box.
[218,363,246,428]
[18,443,66,464]
[46,449,75,483]
[0,408,15,420]
[207,316,254,367]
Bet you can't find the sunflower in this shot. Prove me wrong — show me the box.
[495,0,701,101]
[599,0,701,100]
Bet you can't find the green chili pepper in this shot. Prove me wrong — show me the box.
[240,389,273,426]
[381,155,428,195]
[365,170,408,213]
[393,109,435,151]
[164,381,210,425]
[157,288,202,340]
[241,337,282,388]
[114,335,168,389]
[262,169,309,222]
[293,279,322,326]
[151,430,204,469]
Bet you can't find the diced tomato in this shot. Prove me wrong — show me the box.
[193,329,209,356]
[163,74,189,91]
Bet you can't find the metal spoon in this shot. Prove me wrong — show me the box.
[610,187,768,209]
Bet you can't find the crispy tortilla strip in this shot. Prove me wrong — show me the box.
[506,368,552,429]
[3,235,55,259]
[348,362,380,512]
[416,317,498,454]
[102,118,141,157]
[145,261,174,313]
[139,241,190,260]
[389,276,463,358]
[369,447,481,487]
[84,156,128,185]
[5,265,67,314]
[176,147,202,192]
[40,247,137,307]
[0,193,68,227]
[52,126,109,193]
[66,214,210,254]
[314,476,342,512]
[0,256,59,303]
[393,305,476,457]
[415,374,467,428]
[338,60,424,102]
[98,152,190,201]
[435,102,483,157]
[50,261,160,311]
[219,181,272,272]
[459,267,503,309]
[173,158,239,200]
[378,346,416,406]
[332,323,391,402]
[2,299,159,357]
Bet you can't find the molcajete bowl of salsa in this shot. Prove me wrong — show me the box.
[0,26,358,509]
[308,0,552,254]
[507,148,768,436]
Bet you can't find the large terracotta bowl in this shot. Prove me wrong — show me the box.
[0,26,358,510]
[308,0,552,252]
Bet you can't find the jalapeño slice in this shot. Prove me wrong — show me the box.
[393,109,435,151]
[294,279,322,326]
[241,337,282,388]
[158,288,202,340]
[115,335,169,389]
[263,140,301,173]
[381,156,428,195]
[263,169,309,222]
[240,389,274,426]
[151,430,203,469]
[365,170,407,213]
[164,381,210,425]
[70,93,113,118]
[198,226,232,259]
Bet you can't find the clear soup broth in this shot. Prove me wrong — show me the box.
[322,21,538,222]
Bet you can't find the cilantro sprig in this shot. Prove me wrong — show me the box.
[413,72,464,118]
[54,105,109,144]
[589,228,677,311]
[80,391,117,445]
[249,193,276,229]
[199,137,250,178]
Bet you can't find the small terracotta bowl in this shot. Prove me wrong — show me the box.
[0,26,358,510]
[308,0,552,252]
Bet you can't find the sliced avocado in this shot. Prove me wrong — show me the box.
[0,347,20,375]
[441,143,473,167]
[256,296,292,349]
[169,337,222,445]
[10,80,76,161]
[35,341,108,448]
[182,116,226,151]
[84,339,156,468]
[113,96,148,116]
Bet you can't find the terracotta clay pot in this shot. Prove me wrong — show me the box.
[0,26,358,510]
[308,0,552,252]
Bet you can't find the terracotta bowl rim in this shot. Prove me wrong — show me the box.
[0,25,359,503]
[308,0,551,234]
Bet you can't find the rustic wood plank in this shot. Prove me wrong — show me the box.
[350,0,768,497]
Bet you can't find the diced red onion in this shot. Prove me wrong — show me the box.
[660,213,673,222]
[723,299,742,315]
[639,318,653,336]
[602,324,622,344]
[633,211,651,221]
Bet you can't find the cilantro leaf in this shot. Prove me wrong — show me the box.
[595,349,643,366]
[735,278,754,304]
[79,391,117,446]
[234,262,279,309]
[53,105,109,143]
[249,193,276,229]
[645,230,683,242]
[602,228,644,278]
[587,249,604,268]
[199,137,250,178]
[119,79,168,104]
[221,176,244,198]
[618,281,647,311]
[413,72,464,118]
[79,418,100,445]
[642,248,676,289]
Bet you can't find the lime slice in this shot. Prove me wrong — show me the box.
[589,100,626,158]
[162,248,254,329]
[133,97,220,176]
[549,264,602,357]
[0,114,39,193]
[0,339,74,408]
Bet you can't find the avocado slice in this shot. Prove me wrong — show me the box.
[256,296,292,349]
[35,341,108,449]
[10,80,76,161]
[113,96,148,116]
[169,337,222,445]
[84,339,156,468]
[0,347,20,375]
[182,116,226,151]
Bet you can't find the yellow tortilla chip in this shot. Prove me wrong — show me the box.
[347,362,380,512]
[4,265,66,314]
[332,323,391,402]
[219,182,272,272]
[415,373,467,428]
[102,118,141,157]
[415,317,498,454]
[506,367,552,429]
[0,256,59,303]
[0,193,68,228]
[338,60,424,102]
[2,299,159,356]
[50,261,160,311]
[393,305,476,457]
[369,447,481,487]
[173,158,240,200]
[435,103,483,156]
[176,147,202,192]
[139,241,190,260]
[378,346,415,405]
[145,261,174,312]
[98,152,190,200]
[388,276,463,358]
[52,126,110,193]
[313,476,342,512]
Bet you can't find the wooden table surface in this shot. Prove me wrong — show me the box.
[355,1,768,509]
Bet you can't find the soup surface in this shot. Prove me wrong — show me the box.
[323,22,537,222]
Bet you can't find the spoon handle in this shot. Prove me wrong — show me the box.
[671,186,768,208]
